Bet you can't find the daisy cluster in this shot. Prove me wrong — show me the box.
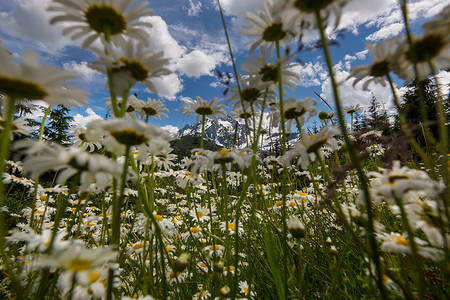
[0,0,449,299]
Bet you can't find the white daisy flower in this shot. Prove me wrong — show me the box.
[48,0,154,48]
[0,46,87,106]
[280,126,339,169]
[18,141,121,191]
[227,74,275,109]
[68,125,102,152]
[377,232,444,261]
[241,0,293,55]
[192,290,211,300]
[189,148,253,175]
[203,244,225,258]
[91,40,172,95]
[277,0,348,34]
[239,280,256,298]
[181,96,227,123]
[0,117,34,140]
[241,46,300,92]
[270,96,317,131]
[139,98,169,121]
[348,37,401,89]
[86,118,172,156]
[392,12,450,82]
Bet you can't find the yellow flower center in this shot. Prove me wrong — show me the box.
[296,192,309,196]
[88,272,101,283]
[116,58,149,82]
[0,76,48,100]
[262,23,287,42]
[142,106,158,116]
[154,214,163,221]
[241,87,261,102]
[407,34,445,63]
[259,65,278,82]
[294,0,335,12]
[110,127,149,146]
[195,106,214,115]
[68,258,92,273]
[85,5,126,35]
[197,291,207,297]
[190,227,201,233]
[228,224,236,231]
[395,236,410,247]
[370,60,390,77]
[132,243,144,250]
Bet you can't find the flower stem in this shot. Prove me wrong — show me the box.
[386,74,432,169]
[314,7,388,299]
[0,93,16,263]
[395,196,427,298]
[217,0,251,144]
[107,68,120,118]
[201,115,205,149]
[111,145,131,245]
[29,106,51,229]
[276,40,287,155]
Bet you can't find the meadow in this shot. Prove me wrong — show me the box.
[0,0,449,299]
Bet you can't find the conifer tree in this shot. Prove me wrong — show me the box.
[44,105,73,145]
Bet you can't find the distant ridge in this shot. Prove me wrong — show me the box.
[175,115,299,154]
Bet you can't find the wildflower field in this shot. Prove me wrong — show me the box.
[0,0,449,299]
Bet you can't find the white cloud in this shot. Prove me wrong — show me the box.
[161,124,179,136]
[291,61,328,87]
[148,73,183,100]
[436,70,450,97]
[21,100,49,120]
[212,0,265,27]
[320,58,396,112]
[139,15,229,93]
[366,22,403,42]
[141,16,186,59]
[63,61,102,82]
[344,49,369,62]
[71,108,102,128]
[177,49,218,78]
[186,0,203,17]
[0,0,73,52]
[353,0,450,42]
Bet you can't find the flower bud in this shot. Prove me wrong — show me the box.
[287,218,306,239]
[220,285,230,297]
[213,261,224,273]
[318,111,329,120]
[173,253,189,272]
[329,245,338,254]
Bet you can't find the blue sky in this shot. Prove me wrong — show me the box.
[1,0,449,134]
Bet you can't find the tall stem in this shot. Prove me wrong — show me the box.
[217,0,251,146]
[314,7,388,299]
[111,145,131,245]
[200,115,205,149]
[29,106,51,228]
[275,40,287,155]
[386,74,431,169]
[0,94,16,253]
[399,0,435,148]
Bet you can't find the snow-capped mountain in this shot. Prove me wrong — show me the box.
[177,115,299,152]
